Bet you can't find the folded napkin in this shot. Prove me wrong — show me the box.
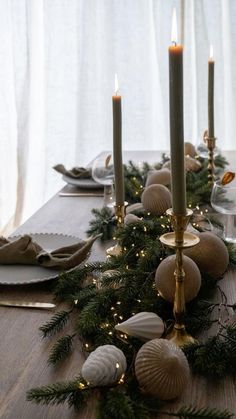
[0,234,101,270]
[53,164,91,179]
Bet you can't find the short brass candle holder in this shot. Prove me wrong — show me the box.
[203,130,216,185]
[106,203,126,257]
[160,208,200,347]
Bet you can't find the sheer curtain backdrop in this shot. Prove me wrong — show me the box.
[0,0,235,233]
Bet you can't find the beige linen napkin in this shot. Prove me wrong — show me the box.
[53,164,91,179]
[0,234,100,270]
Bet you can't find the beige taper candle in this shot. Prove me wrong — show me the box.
[112,75,124,206]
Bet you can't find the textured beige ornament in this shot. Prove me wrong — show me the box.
[145,169,171,187]
[124,214,142,225]
[141,184,171,215]
[155,254,201,303]
[81,344,127,386]
[184,232,229,279]
[135,338,190,400]
[163,156,201,172]
[115,311,164,341]
[184,142,197,158]
[126,202,144,214]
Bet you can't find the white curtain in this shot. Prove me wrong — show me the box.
[0,0,235,233]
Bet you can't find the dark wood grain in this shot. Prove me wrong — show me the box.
[1,151,236,419]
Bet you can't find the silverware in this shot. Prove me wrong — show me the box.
[0,300,56,309]
[59,192,103,197]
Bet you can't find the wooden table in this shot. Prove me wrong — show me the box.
[1,151,236,418]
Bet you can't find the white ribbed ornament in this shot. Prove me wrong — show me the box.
[141,184,171,215]
[81,345,127,386]
[145,169,171,187]
[135,339,190,400]
[115,312,164,341]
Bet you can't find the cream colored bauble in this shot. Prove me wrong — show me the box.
[163,156,201,172]
[135,338,190,400]
[126,202,144,214]
[115,312,164,341]
[184,142,197,158]
[124,214,141,225]
[141,184,171,215]
[155,255,201,303]
[81,345,126,386]
[184,232,229,279]
[145,169,171,187]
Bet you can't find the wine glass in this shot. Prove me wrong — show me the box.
[92,152,115,207]
[211,179,236,243]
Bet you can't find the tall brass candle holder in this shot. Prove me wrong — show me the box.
[203,130,216,185]
[160,208,200,347]
[106,203,126,257]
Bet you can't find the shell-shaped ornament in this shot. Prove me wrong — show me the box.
[124,214,142,225]
[145,168,171,187]
[135,338,190,400]
[141,184,171,215]
[81,345,127,386]
[115,311,164,341]
[126,202,144,214]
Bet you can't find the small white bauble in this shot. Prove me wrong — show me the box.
[124,214,141,225]
[145,169,171,187]
[135,338,190,400]
[81,345,127,386]
[141,184,171,215]
[115,312,164,341]
[155,254,201,303]
[184,142,197,158]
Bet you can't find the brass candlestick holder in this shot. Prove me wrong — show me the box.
[203,130,216,185]
[106,203,126,257]
[160,208,200,347]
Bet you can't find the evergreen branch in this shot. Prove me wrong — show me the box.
[158,405,233,418]
[48,334,75,365]
[39,310,72,337]
[27,376,91,409]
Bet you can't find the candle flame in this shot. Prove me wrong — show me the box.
[209,45,214,60]
[171,8,177,44]
[115,74,119,95]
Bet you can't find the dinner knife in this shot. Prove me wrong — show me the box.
[0,300,55,309]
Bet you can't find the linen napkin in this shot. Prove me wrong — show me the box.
[0,234,101,270]
[53,164,91,179]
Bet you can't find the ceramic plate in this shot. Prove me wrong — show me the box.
[62,175,103,189]
[0,233,84,285]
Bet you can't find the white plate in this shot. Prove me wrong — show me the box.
[0,233,84,285]
[62,175,103,189]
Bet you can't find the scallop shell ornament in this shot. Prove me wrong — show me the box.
[184,141,197,158]
[184,232,229,279]
[141,184,171,215]
[126,202,144,214]
[124,213,141,225]
[115,312,164,341]
[155,254,201,303]
[81,345,127,386]
[145,169,171,187]
[135,338,190,399]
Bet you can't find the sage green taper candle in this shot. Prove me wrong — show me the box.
[112,75,124,206]
[168,10,186,215]
[208,45,214,138]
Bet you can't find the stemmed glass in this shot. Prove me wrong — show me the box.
[211,179,236,243]
[92,152,115,208]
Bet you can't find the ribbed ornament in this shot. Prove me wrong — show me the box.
[115,312,164,341]
[145,168,171,187]
[141,184,171,215]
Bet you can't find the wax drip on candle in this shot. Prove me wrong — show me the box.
[171,8,177,46]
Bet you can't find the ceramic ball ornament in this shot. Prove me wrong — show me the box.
[81,345,127,386]
[135,338,190,400]
[155,255,201,303]
[124,213,141,225]
[141,184,171,215]
[115,311,165,341]
[145,168,171,187]
[184,141,197,158]
[184,232,229,279]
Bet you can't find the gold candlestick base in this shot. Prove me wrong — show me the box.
[204,130,216,185]
[106,203,126,257]
[160,208,200,347]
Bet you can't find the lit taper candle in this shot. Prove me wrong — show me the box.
[112,74,124,206]
[169,8,186,215]
[208,45,214,138]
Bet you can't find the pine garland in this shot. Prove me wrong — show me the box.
[27,153,236,418]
